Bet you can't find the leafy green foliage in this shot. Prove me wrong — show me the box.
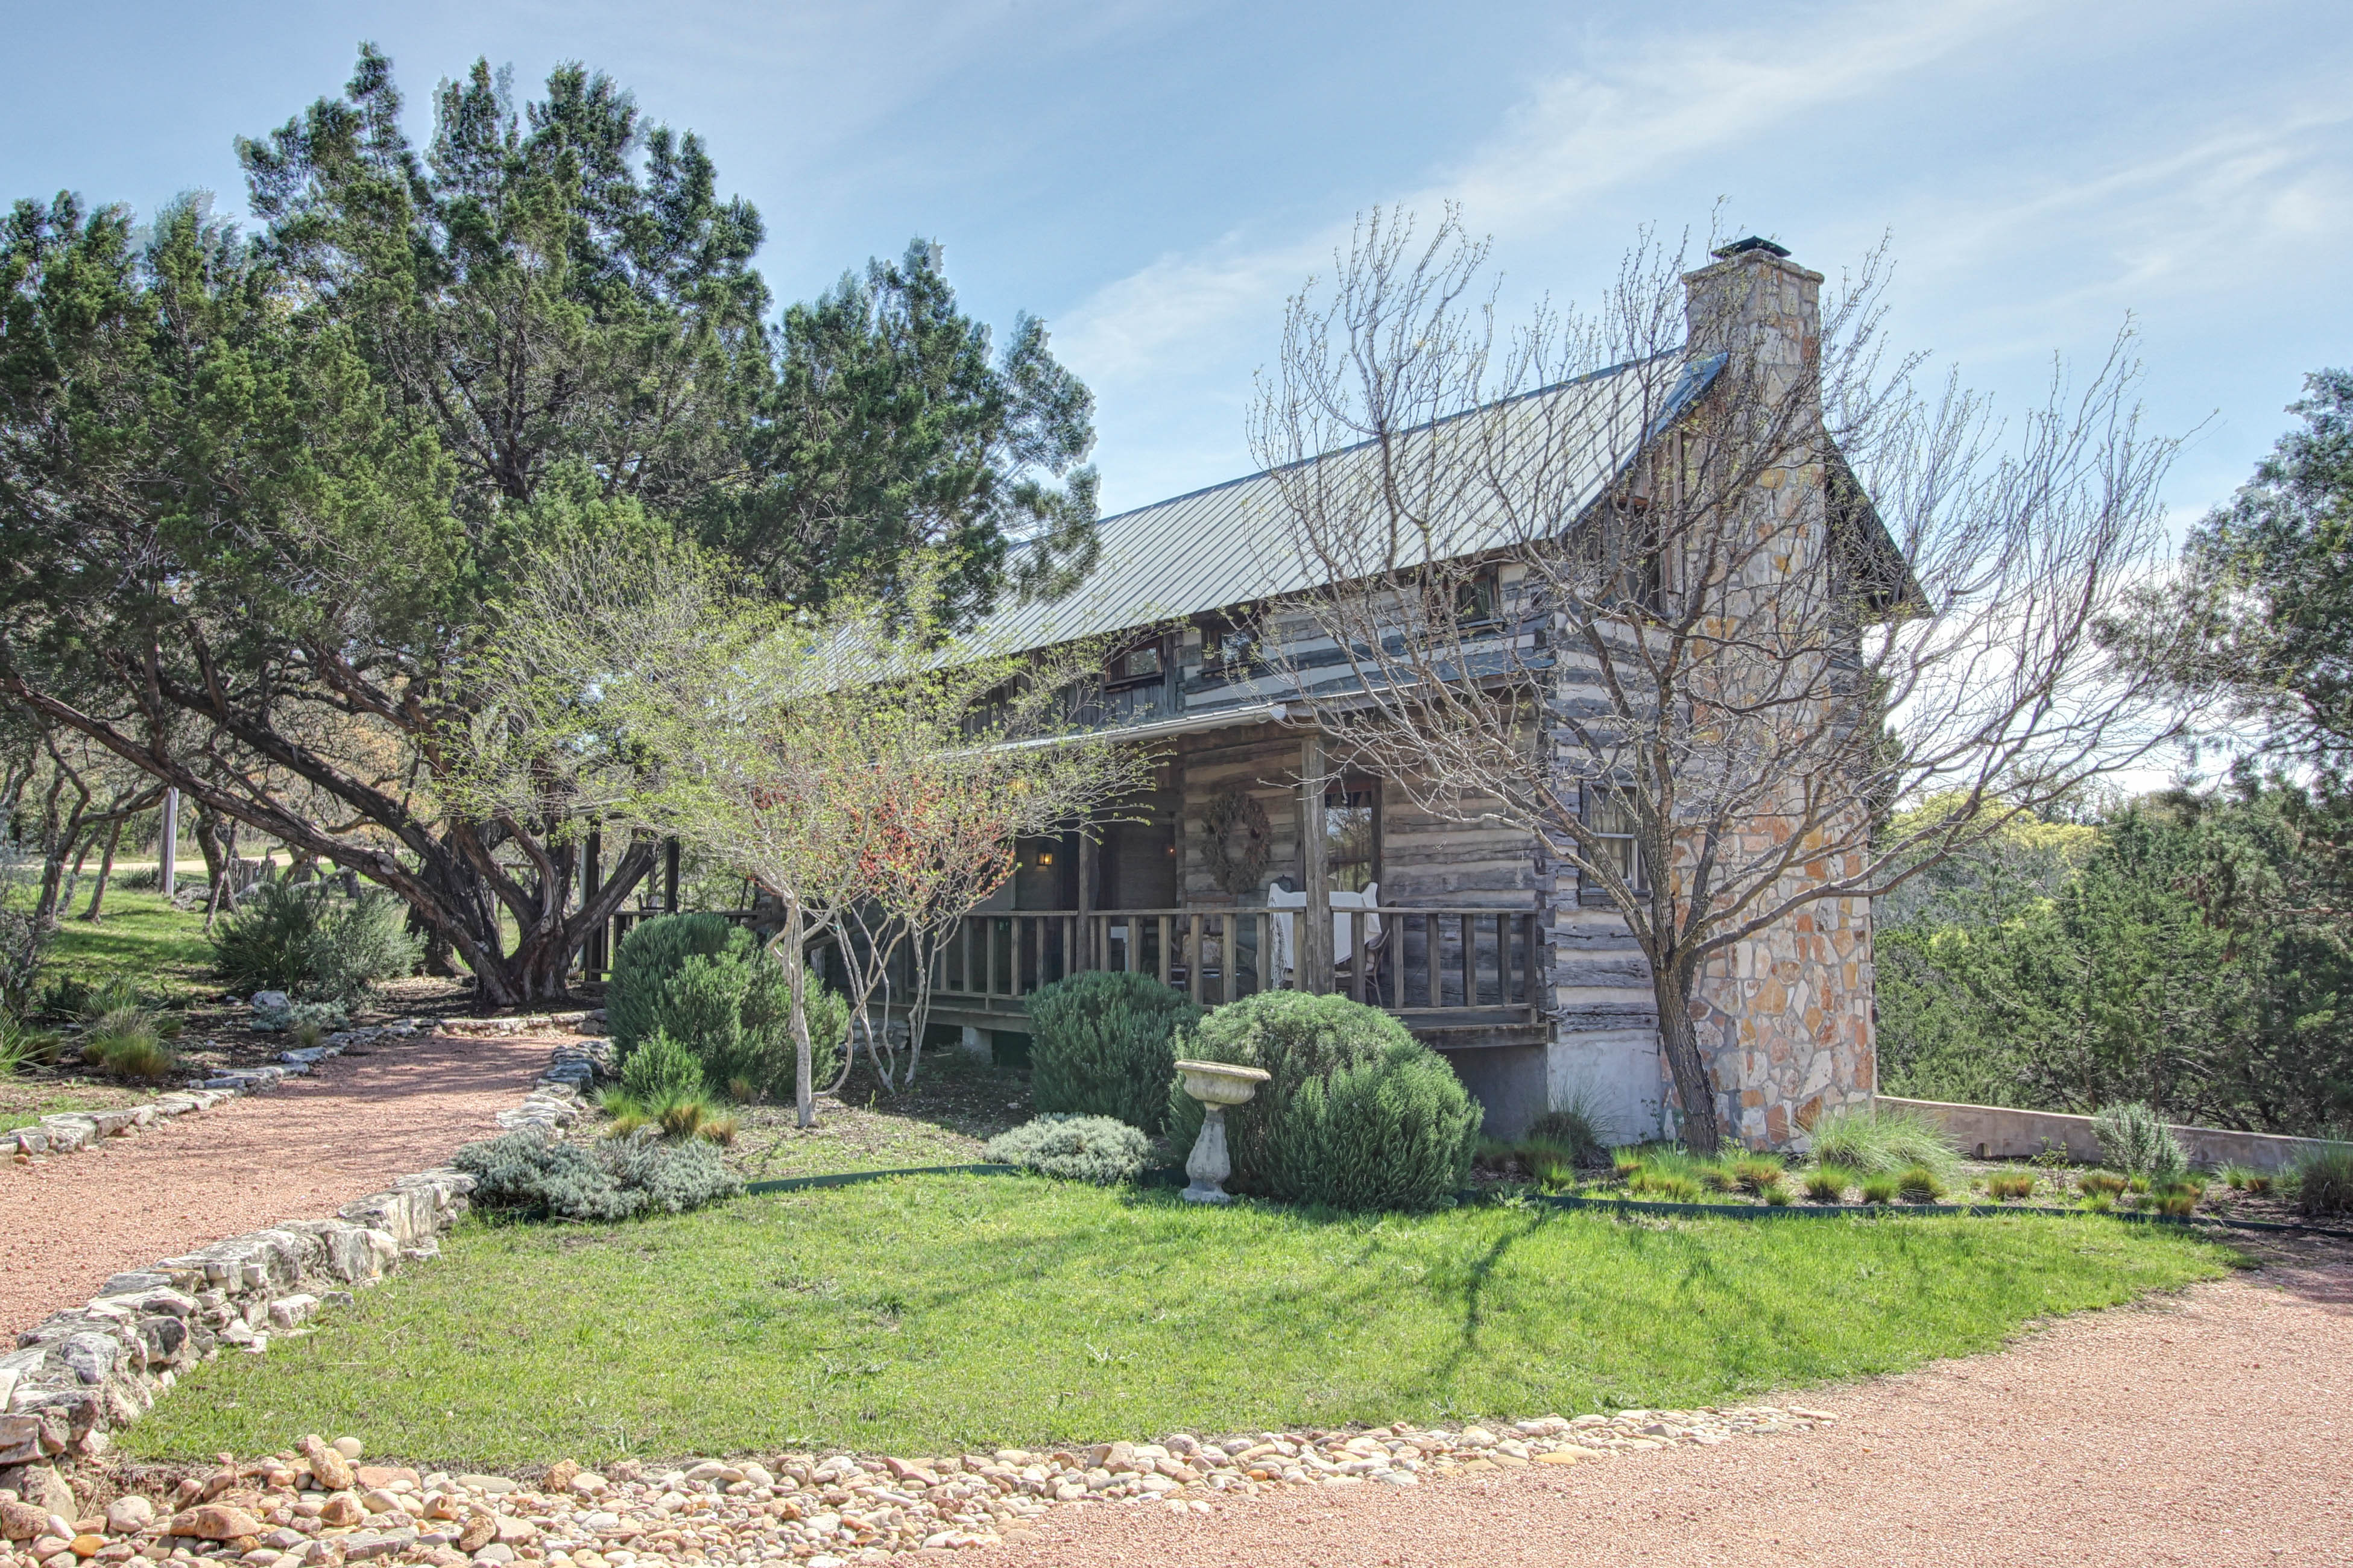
[1804,1104,1962,1182]
[982,1114,1150,1185]
[1271,1042,1480,1211]
[1167,992,1480,1209]
[702,241,1100,622]
[212,882,421,1005]
[2119,369,2353,767]
[2090,1101,2191,1182]
[619,1029,706,1106]
[608,914,741,1052]
[1026,970,1199,1133]
[607,913,845,1097]
[253,999,350,1034]
[0,48,1101,1006]
[454,1129,741,1223]
[1879,782,2353,1137]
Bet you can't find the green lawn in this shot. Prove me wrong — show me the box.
[122,1176,2232,1467]
[29,886,215,1006]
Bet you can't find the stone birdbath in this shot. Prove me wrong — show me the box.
[1173,1058,1272,1204]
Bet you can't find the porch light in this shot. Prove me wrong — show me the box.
[1037,849,1055,866]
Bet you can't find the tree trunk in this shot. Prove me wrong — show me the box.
[775,898,816,1129]
[193,804,226,898]
[79,819,122,922]
[204,819,239,933]
[1655,959,1724,1154]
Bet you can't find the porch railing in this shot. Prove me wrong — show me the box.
[929,906,1540,1018]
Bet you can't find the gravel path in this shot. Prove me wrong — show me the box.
[965,1258,2353,1568]
[0,1032,548,1339]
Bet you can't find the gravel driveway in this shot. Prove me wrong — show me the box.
[1,1031,548,1338]
[964,1256,2353,1568]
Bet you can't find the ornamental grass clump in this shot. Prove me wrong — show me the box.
[1895,1165,1945,1203]
[2078,1171,2128,1198]
[2220,1163,2274,1196]
[983,1114,1151,1185]
[1523,1105,1607,1168]
[1731,1155,1787,1193]
[1985,1172,2037,1201]
[1859,1173,1900,1204]
[455,1129,741,1222]
[1805,1104,1962,1182]
[1026,970,1201,1134]
[1166,992,1480,1211]
[2290,1142,2353,1217]
[1801,1165,1856,1203]
[2091,1101,2190,1184]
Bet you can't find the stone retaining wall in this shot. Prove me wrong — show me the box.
[0,1044,599,1487]
[1883,1095,2338,1173]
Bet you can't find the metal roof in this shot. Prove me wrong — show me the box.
[982,351,1724,655]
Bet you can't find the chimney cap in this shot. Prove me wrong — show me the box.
[1711,235,1791,260]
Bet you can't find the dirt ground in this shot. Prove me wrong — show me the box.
[0,1029,548,1338]
[962,1250,2353,1568]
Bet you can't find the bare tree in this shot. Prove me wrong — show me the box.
[1253,210,2184,1152]
[467,540,1148,1124]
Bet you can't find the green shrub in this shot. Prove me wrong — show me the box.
[622,1029,706,1104]
[2090,1101,2190,1183]
[608,914,740,1050]
[1271,1041,1482,1211]
[1168,992,1465,1203]
[1027,970,1201,1133]
[984,1114,1151,1185]
[1806,1104,1962,1181]
[82,1016,180,1082]
[607,915,844,1098]
[2291,1142,2353,1217]
[212,881,420,1004]
[455,1129,741,1221]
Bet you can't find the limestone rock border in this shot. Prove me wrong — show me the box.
[2,1045,596,1478]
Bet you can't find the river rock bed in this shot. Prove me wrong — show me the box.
[0,1406,1836,1568]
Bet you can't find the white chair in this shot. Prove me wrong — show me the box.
[1265,881,1385,984]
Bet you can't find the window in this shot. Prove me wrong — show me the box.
[1107,640,1163,687]
[1198,616,1261,677]
[1580,782,1644,901]
[1324,779,1380,893]
[1454,567,1500,627]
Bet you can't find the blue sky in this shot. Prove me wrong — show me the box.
[4,0,2346,520]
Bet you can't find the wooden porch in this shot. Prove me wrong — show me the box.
[922,904,1546,1051]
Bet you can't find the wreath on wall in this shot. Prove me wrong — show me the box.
[1200,789,1274,895]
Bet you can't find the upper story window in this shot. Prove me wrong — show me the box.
[1454,566,1501,628]
[1198,615,1262,678]
[1107,640,1163,688]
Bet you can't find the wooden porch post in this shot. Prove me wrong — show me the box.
[1076,821,1098,972]
[663,836,681,912]
[1300,733,1333,992]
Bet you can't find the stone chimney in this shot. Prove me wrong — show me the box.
[1681,236,1824,408]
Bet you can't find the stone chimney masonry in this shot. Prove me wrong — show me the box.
[1681,236,1824,411]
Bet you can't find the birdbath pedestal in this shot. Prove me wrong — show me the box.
[1173,1059,1272,1204]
